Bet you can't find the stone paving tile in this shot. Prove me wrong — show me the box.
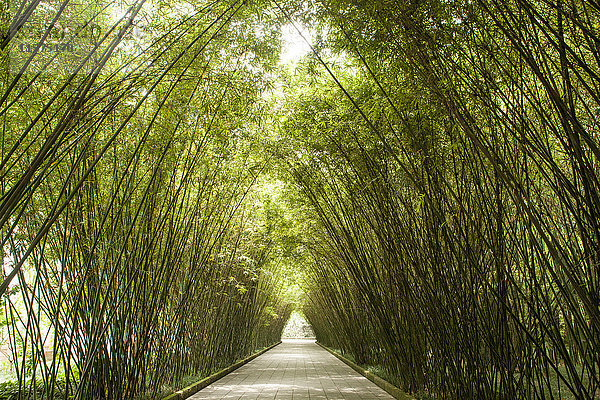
[188,339,395,400]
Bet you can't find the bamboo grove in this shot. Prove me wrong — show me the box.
[1,0,600,399]
[0,1,292,398]
[284,0,600,399]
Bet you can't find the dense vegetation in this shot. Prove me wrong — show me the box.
[1,0,599,399]
[0,1,293,398]
[290,1,600,399]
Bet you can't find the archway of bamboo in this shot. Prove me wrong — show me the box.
[1,0,599,399]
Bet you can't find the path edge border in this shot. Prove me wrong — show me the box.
[316,342,414,400]
[161,341,282,400]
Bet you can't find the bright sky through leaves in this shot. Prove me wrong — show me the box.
[279,23,312,66]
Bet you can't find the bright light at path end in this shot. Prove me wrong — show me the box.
[280,23,313,66]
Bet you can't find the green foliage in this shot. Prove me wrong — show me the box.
[277,1,600,398]
[0,382,18,400]
[0,378,71,400]
[2,0,600,399]
[0,0,291,398]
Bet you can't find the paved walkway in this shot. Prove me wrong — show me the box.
[189,339,395,399]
